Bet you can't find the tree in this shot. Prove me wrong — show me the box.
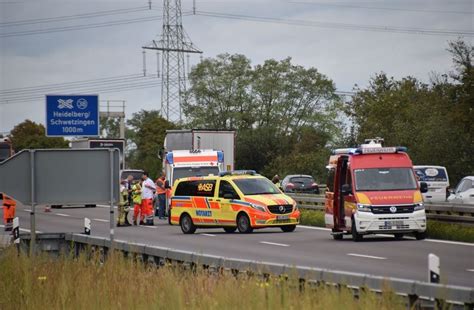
[9,120,68,151]
[184,54,342,174]
[347,39,473,183]
[126,110,175,179]
[100,116,121,138]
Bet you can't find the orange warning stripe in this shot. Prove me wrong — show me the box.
[174,155,218,163]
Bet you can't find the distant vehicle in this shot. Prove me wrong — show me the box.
[325,140,428,241]
[120,169,144,181]
[0,138,14,162]
[448,176,474,205]
[281,175,319,194]
[413,166,449,203]
[164,129,236,172]
[170,171,300,234]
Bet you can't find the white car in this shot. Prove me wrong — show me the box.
[413,165,449,203]
[448,176,474,205]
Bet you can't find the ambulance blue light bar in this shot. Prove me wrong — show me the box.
[166,152,174,164]
[217,151,224,163]
[219,170,257,177]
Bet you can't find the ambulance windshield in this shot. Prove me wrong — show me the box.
[354,168,417,191]
[173,166,219,183]
[233,178,280,195]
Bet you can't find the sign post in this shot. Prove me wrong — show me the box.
[46,95,99,137]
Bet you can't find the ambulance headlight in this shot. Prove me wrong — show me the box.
[356,203,371,212]
[250,203,266,212]
[414,203,424,211]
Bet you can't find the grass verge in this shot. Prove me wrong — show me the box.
[0,248,404,310]
[299,209,474,243]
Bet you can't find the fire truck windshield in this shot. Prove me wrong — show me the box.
[354,168,417,191]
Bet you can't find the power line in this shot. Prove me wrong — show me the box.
[0,80,165,104]
[0,74,143,95]
[0,77,162,100]
[290,1,474,15]
[0,6,151,27]
[195,10,474,37]
[0,15,169,38]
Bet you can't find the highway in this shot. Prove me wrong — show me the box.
[2,203,474,288]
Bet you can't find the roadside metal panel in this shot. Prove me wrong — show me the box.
[0,151,31,203]
[0,149,119,205]
[34,149,120,205]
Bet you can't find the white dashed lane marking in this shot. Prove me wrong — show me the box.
[55,213,70,217]
[260,241,290,247]
[347,253,387,260]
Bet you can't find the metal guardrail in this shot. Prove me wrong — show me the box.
[17,233,474,308]
[287,194,474,225]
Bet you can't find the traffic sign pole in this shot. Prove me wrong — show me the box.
[109,149,114,248]
[29,150,36,256]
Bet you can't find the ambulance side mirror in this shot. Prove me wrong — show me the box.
[341,184,352,196]
[420,182,428,193]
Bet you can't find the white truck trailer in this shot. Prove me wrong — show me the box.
[164,129,235,172]
[163,130,236,186]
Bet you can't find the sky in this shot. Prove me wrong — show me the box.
[0,0,473,134]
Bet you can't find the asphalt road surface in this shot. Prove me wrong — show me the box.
[2,203,473,287]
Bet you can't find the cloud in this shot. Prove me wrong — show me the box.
[1,0,472,132]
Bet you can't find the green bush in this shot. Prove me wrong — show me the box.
[299,209,474,243]
[300,209,326,227]
[427,221,474,243]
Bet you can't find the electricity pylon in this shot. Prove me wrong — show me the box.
[143,0,202,122]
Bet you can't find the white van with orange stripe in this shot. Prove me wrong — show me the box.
[164,149,225,187]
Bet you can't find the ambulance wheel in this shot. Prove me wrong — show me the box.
[394,233,404,240]
[180,214,196,234]
[280,225,296,232]
[351,218,363,242]
[332,229,343,240]
[237,213,253,233]
[223,227,237,233]
[415,231,426,240]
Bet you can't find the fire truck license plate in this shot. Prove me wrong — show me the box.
[384,220,403,228]
[277,215,289,220]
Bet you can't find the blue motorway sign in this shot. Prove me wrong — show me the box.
[46,95,99,136]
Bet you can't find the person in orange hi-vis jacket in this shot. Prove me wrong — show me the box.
[2,193,16,231]
[155,172,167,220]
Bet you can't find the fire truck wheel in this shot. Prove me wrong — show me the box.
[180,214,196,234]
[237,213,253,233]
[414,231,426,240]
[351,218,363,242]
[223,227,237,233]
[280,225,296,232]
